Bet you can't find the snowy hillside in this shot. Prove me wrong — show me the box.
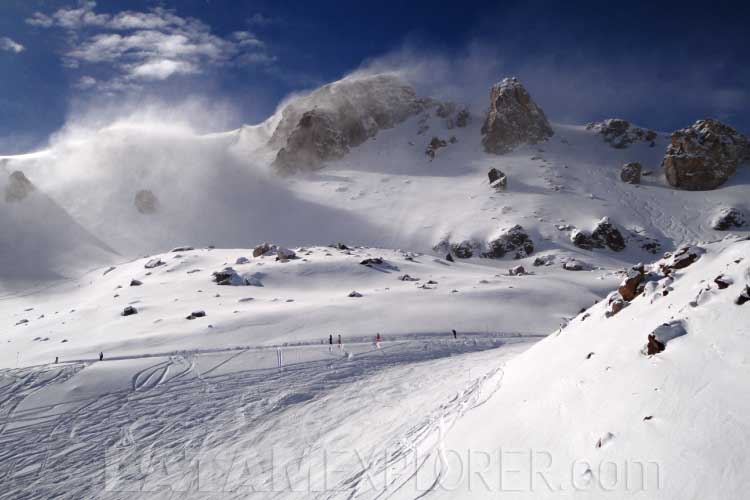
[379,236,750,500]
[1,71,749,499]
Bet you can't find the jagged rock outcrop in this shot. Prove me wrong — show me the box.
[483,225,534,259]
[662,119,749,190]
[134,189,159,214]
[711,207,745,230]
[481,77,553,154]
[4,171,35,202]
[436,102,470,129]
[586,119,657,148]
[271,75,430,173]
[571,217,626,252]
[620,162,642,184]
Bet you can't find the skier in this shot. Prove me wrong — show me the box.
[329,334,333,352]
[337,334,342,350]
[99,352,104,362]
[375,333,382,348]
[54,356,58,364]
[452,329,457,340]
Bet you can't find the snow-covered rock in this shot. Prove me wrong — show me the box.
[483,224,535,259]
[662,119,749,190]
[481,77,553,154]
[571,217,626,252]
[586,118,657,148]
[4,170,34,202]
[271,74,429,173]
[487,167,508,190]
[711,207,746,230]
[620,161,642,184]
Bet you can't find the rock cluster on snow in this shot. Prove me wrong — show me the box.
[662,119,749,190]
[271,75,430,174]
[481,77,553,154]
[710,207,745,231]
[134,189,159,214]
[435,225,534,260]
[483,225,534,259]
[620,162,642,184]
[586,119,657,148]
[658,245,704,275]
[570,217,626,252]
[212,267,263,286]
[4,171,35,202]
[425,137,448,160]
[435,102,470,129]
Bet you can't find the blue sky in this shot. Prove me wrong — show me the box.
[0,0,748,153]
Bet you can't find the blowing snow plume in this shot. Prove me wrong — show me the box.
[0,100,383,270]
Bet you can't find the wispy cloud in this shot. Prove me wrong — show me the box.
[26,1,274,91]
[0,37,25,54]
[247,13,273,27]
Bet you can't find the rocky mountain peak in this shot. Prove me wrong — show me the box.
[481,77,553,154]
[270,74,431,174]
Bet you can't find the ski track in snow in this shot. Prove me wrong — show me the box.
[0,335,535,500]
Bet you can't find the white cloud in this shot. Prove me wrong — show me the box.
[27,1,274,91]
[0,37,25,53]
[247,13,273,27]
[128,59,198,80]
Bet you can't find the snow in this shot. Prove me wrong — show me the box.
[1,73,749,499]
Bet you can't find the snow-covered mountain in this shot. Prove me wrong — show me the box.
[1,72,748,499]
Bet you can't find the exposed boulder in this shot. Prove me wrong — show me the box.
[144,258,165,269]
[533,254,555,267]
[508,265,526,276]
[487,168,507,191]
[121,306,138,317]
[253,243,277,257]
[425,137,448,160]
[212,267,264,286]
[658,245,704,275]
[235,256,250,265]
[644,321,687,355]
[586,119,657,148]
[714,274,733,290]
[662,119,749,190]
[736,286,750,305]
[186,310,206,320]
[276,247,297,261]
[271,75,429,174]
[571,217,626,252]
[134,189,159,214]
[130,279,142,287]
[563,259,587,271]
[620,162,642,184]
[4,171,35,202]
[711,207,745,230]
[483,225,534,259]
[348,291,363,298]
[618,265,645,301]
[450,240,479,259]
[481,77,553,154]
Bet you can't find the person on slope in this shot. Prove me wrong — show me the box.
[375,333,382,348]
[329,334,333,352]
[337,334,342,350]
[452,329,457,340]
[99,352,104,362]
